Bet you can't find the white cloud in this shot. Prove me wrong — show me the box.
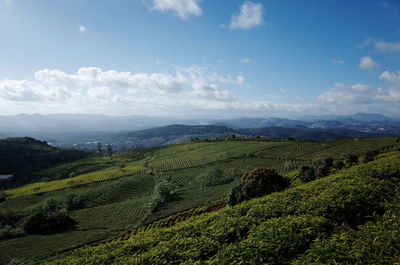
[317,83,376,105]
[79,25,87,33]
[358,56,377,71]
[240,58,255,64]
[330,58,344,64]
[380,70,400,84]
[2,67,399,117]
[189,82,234,101]
[149,0,202,19]
[0,66,247,111]
[3,0,12,5]
[230,1,264,30]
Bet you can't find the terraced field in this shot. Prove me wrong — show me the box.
[0,137,398,263]
[5,166,143,198]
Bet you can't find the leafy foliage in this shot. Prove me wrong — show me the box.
[22,209,74,235]
[296,165,316,182]
[227,168,289,205]
[149,181,177,213]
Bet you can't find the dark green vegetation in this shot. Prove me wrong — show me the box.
[42,151,400,264]
[0,137,398,264]
[0,137,90,187]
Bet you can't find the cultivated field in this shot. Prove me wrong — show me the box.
[0,137,397,263]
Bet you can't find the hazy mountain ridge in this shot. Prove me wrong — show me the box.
[0,113,398,150]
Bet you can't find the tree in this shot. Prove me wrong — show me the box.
[345,154,358,167]
[96,142,103,154]
[297,166,316,182]
[106,144,113,156]
[363,150,379,163]
[0,191,6,202]
[149,181,177,212]
[22,209,74,234]
[228,168,289,206]
[333,160,345,170]
[323,157,334,168]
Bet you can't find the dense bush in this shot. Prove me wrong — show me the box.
[227,168,289,206]
[363,149,380,163]
[149,181,177,212]
[297,166,316,182]
[22,209,74,234]
[333,160,344,170]
[0,190,6,202]
[345,154,358,167]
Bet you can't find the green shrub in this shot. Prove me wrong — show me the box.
[323,157,334,168]
[293,213,400,265]
[297,166,316,182]
[22,209,74,234]
[333,160,344,170]
[7,257,34,265]
[41,198,60,212]
[0,225,25,240]
[227,168,289,206]
[149,181,177,212]
[316,165,330,178]
[210,215,332,265]
[345,154,358,167]
[240,168,289,199]
[0,190,6,202]
[363,149,380,163]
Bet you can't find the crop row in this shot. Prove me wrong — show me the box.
[5,166,144,198]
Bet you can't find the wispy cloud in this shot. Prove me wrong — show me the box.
[230,1,264,30]
[240,58,255,64]
[358,38,400,53]
[330,58,344,64]
[147,0,203,19]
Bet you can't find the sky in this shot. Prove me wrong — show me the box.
[0,0,399,118]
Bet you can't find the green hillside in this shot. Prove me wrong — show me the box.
[0,137,398,263]
[0,137,90,187]
[44,151,400,265]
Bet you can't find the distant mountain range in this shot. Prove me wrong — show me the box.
[30,124,395,151]
[0,113,398,150]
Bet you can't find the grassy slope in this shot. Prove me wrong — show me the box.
[5,166,143,198]
[0,138,397,263]
[44,152,400,265]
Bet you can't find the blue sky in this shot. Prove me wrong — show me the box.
[0,0,399,118]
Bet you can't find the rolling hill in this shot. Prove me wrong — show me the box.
[0,137,90,188]
[0,136,398,263]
